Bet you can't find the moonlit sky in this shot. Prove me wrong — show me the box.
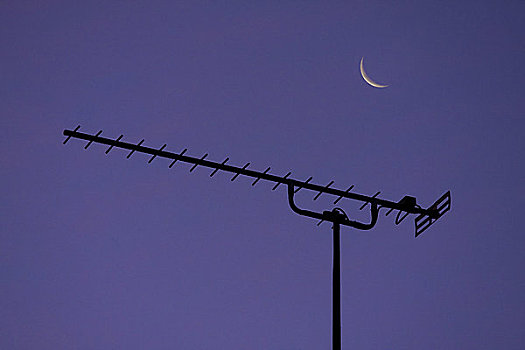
[2,1,524,349]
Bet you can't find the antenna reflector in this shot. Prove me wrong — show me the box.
[272,172,291,190]
[84,130,102,149]
[63,125,80,144]
[127,139,144,158]
[210,158,229,177]
[148,144,167,163]
[359,191,381,210]
[333,185,354,204]
[415,191,451,237]
[169,148,187,168]
[294,176,313,193]
[105,135,123,154]
[231,163,250,181]
[314,181,334,200]
[395,210,409,225]
[190,153,208,172]
[252,167,271,186]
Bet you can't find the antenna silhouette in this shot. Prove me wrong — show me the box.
[63,126,451,350]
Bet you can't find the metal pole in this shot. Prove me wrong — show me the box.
[333,221,341,350]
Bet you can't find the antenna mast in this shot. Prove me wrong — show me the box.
[63,126,451,349]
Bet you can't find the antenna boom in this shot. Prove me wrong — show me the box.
[63,127,450,233]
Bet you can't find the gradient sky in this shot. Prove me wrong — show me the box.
[2,1,524,349]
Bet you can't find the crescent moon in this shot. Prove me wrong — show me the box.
[360,57,389,88]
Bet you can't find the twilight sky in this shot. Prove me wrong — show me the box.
[2,1,524,349]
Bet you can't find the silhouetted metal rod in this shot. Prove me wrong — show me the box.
[333,220,341,350]
[63,128,436,216]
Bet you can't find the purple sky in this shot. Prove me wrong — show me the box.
[2,1,524,349]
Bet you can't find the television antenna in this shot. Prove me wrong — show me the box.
[63,126,451,350]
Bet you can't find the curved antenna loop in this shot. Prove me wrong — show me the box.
[287,184,379,230]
